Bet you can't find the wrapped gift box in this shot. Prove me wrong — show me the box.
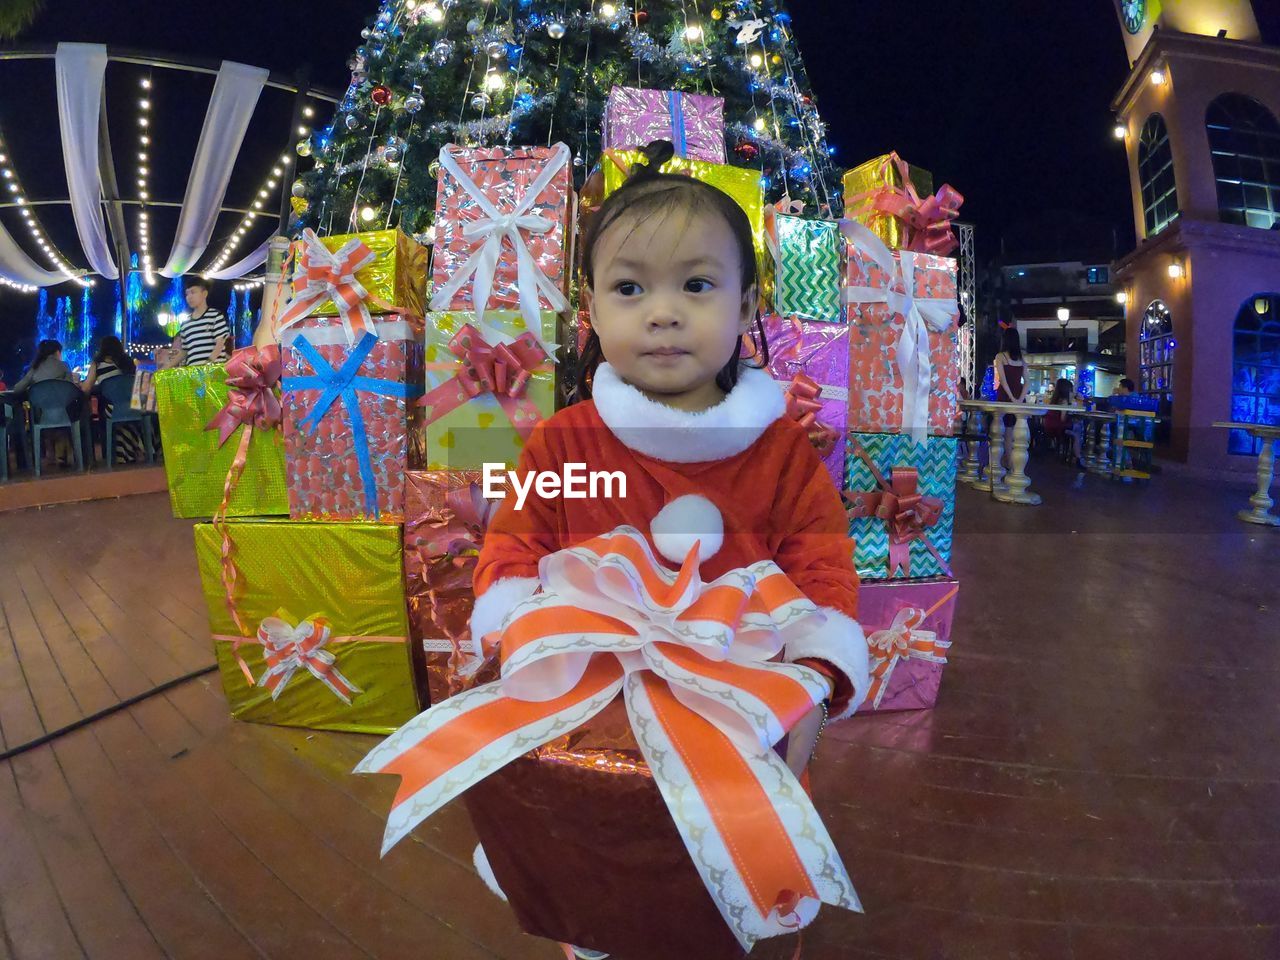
[284,228,427,320]
[403,470,507,705]
[842,153,935,252]
[281,314,424,521]
[763,313,848,488]
[600,148,765,265]
[420,310,557,471]
[853,577,959,714]
[845,230,960,438]
[602,86,726,164]
[155,363,288,519]
[845,432,956,581]
[430,143,573,325]
[194,520,419,734]
[766,208,843,323]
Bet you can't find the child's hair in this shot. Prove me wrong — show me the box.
[574,140,768,401]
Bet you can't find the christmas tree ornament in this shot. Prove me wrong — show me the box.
[711,7,722,19]
[431,39,455,64]
[573,154,585,167]
[360,205,378,223]
[371,84,393,107]
[467,17,483,34]
[361,26,372,39]
[546,20,565,39]
[471,91,491,109]
[428,160,441,178]
[291,179,307,198]
[633,9,649,25]
[486,40,506,59]
[345,112,362,131]
[290,196,308,216]
[734,138,759,161]
[384,136,407,163]
[404,86,425,114]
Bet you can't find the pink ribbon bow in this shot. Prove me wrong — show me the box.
[419,323,549,440]
[784,373,840,457]
[846,153,965,257]
[204,345,283,447]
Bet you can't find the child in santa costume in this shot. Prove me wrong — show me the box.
[361,141,869,960]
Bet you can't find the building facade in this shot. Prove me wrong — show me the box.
[1111,0,1280,467]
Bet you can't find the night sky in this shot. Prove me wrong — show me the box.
[2,0,1279,354]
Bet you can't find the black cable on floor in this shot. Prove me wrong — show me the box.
[0,664,219,763]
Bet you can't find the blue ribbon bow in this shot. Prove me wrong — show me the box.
[282,332,420,519]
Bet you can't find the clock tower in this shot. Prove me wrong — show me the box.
[1109,0,1280,470]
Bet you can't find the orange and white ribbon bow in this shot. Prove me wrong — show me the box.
[278,229,388,346]
[357,526,861,950]
[255,614,363,704]
[864,607,949,710]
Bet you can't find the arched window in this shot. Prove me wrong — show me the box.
[1231,294,1280,455]
[1205,94,1280,230]
[1138,114,1178,236]
[1139,300,1175,404]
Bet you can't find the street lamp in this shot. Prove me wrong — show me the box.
[1057,306,1071,354]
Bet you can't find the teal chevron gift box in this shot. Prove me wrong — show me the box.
[845,433,956,581]
[767,208,843,323]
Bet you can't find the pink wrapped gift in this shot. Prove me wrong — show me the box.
[854,577,959,714]
[429,143,573,332]
[843,219,960,441]
[603,86,726,164]
[281,315,424,521]
[762,313,849,488]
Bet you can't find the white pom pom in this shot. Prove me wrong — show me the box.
[650,495,724,565]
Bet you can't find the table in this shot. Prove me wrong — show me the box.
[1076,410,1117,476]
[959,400,1081,506]
[1212,421,1280,526]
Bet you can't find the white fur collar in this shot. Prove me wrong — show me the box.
[591,362,786,463]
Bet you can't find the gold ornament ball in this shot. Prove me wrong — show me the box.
[711,7,722,19]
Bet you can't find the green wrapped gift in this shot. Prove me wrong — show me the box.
[155,362,289,519]
[767,208,843,322]
[195,520,420,735]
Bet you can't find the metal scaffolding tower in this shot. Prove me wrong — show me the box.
[956,221,978,390]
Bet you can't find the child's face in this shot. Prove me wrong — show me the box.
[588,205,756,413]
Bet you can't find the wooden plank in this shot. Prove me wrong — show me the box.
[0,767,86,960]
[88,699,367,960]
[0,603,44,751]
[6,750,164,959]
[0,573,79,735]
[51,724,262,960]
[172,680,537,959]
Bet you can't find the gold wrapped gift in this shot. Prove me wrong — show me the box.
[842,153,936,252]
[420,310,558,471]
[155,363,289,520]
[600,149,766,265]
[195,520,420,734]
[288,228,428,319]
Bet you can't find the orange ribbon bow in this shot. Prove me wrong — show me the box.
[785,373,840,457]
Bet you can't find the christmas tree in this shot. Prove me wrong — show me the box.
[297,0,840,239]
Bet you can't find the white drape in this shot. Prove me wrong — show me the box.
[203,236,270,280]
[159,60,269,278]
[55,42,118,280]
[0,221,74,288]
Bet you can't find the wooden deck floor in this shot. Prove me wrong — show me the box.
[1,462,1277,960]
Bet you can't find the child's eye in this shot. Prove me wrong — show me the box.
[614,281,642,297]
[685,277,715,293]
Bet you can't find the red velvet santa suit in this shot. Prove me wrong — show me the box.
[465,362,868,960]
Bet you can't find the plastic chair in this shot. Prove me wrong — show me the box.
[99,374,155,468]
[28,380,84,476]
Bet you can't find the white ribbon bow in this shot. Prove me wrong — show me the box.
[278,229,382,347]
[840,218,959,445]
[865,606,949,710]
[256,615,363,705]
[429,143,571,336]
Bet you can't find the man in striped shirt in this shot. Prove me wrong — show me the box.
[173,276,232,365]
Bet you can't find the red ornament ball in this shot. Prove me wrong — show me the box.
[734,139,760,161]
[633,9,649,24]
[370,84,393,107]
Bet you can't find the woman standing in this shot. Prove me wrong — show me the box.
[992,327,1028,468]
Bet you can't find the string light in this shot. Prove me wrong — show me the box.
[232,276,266,292]
[0,126,87,286]
[204,152,288,276]
[136,73,156,286]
